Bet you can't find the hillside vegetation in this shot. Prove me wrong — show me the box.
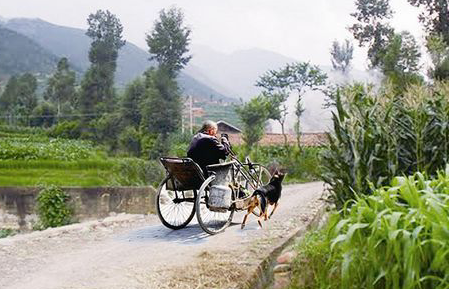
[0,27,57,78]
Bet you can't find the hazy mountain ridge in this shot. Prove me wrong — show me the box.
[2,17,233,102]
[0,26,58,79]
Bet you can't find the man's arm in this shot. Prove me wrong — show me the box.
[207,137,229,160]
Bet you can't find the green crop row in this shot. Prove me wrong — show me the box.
[322,82,449,210]
[289,169,449,289]
[0,137,100,161]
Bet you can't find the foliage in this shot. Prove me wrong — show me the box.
[288,229,334,289]
[44,57,77,113]
[146,7,192,77]
[327,171,449,289]
[118,126,141,157]
[289,170,449,289]
[120,77,145,128]
[408,0,449,45]
[0,228,17,239]
[79,10,125,117]
[30,102,57,128]
[330,39,354,74]
[235,95,270,149]
[426,34,449,80]
[141,68,183,158]
[36,185,73,229]
[256,62,327,149]
[111,158,165,187]
[0,137,98,161]
[349,0,394,67]
[233,145,322,183]
[380,31,423,92]
[321,82,449,210]
[48,120,82,139]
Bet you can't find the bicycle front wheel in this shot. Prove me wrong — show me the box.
[195,176,234,235]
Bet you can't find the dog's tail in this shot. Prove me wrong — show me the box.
[253,190,267,214]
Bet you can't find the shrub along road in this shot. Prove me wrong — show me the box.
[0,182,325,289]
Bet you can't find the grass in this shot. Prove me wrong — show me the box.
[0,168,113,187]
[0,228,17,238]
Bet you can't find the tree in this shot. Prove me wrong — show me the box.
[349,0,394,67]
[16,73,38,126]
[426,34,449,80]
[330,39,354,74]
[0,75,19,116]
[120,78,145,128]
[146,7,192,77]
[31,102,57,128]
[255,74,290,146]
[44,57,77,116]
[235,95,269,149]
[140,68,182,158]
[380,31,423,92]
[408,0,449,45]
[79,10,125,118]
[257,62,327,149]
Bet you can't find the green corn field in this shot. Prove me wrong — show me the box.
[321,82,449,210]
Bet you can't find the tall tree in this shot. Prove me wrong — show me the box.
[0,75,19,116]
[330,39,354,74]
[143,6,191,158]
[146,7,192,77]
[79,10,125,118]
[257,62,327,149]
[349,0,394,67]
[44,57,77,116]
[16,73,38,126]
[140,68,182,158]
[120,78,145,128]
[426,34,449,80]
[380,31,423,92]
[255,74,290,146]
[235,95,270,149]
[408,0,449,44]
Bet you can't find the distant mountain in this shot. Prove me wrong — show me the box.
[0,27,58,79]
[3,18,234,102]
[186,45,380,132]
[186,45,296,100]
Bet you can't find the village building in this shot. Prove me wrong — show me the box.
[216,120,327,147]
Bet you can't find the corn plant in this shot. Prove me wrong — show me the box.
[326,169,449,289]
[322,82,449,210]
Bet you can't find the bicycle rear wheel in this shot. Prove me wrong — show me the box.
[195,176,234,235]
[156,176,196,230]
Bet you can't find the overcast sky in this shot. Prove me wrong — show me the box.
[0,0,425,70]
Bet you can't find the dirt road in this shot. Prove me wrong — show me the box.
[0,182,326,289]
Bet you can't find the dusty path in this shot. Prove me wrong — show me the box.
[0,182,326,289]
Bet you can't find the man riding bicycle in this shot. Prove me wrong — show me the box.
[187,120,230,176]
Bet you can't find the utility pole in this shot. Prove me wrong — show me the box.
[189,94,193,134]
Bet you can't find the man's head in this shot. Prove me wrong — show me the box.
[200,120,218,136]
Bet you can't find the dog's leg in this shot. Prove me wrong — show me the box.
[268,202,279,219]
[241,200,257,229]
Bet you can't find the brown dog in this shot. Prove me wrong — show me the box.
[241,172,285,229]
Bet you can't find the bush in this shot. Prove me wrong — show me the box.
[233,145,321,183]
[0,228,16,238]
[36,185,73,229]
[111,158,165,187]
[48,120,82,139]
[118,126,141,157]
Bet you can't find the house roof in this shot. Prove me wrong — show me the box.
[217,120,242,133]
